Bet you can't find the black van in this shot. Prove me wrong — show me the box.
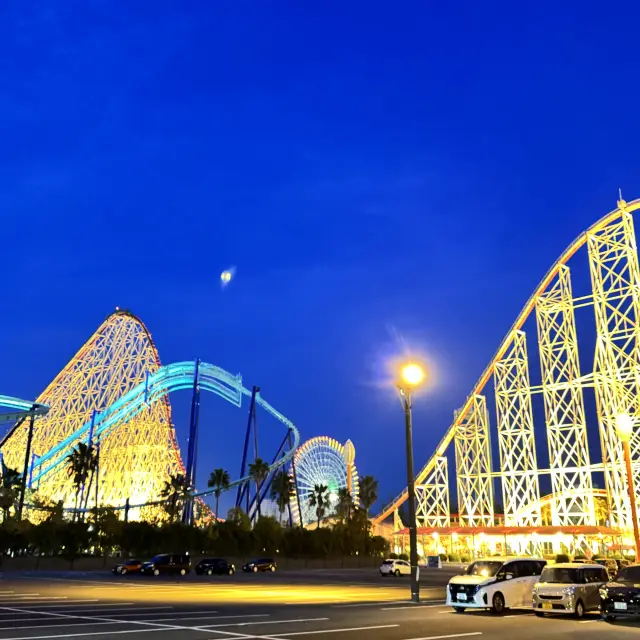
[141,553,191,576]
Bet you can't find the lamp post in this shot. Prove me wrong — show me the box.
[615,413,640,561]
[398,362,425,603]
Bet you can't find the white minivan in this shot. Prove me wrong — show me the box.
[447,557,546,614]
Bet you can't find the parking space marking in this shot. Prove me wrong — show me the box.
[32,601,128,609]
[401,634,482,640]
[381,602,447,610]
[154,614,266,622]
[201,618,329,628]
[0,628,176,639]
[264,624,400,636]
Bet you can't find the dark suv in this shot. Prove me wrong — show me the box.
[243,558,277,573]
[141,553,191,576]
[196,558,235,576]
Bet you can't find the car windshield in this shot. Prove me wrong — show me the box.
[382,560,394,565]
[541,567,581,584]
[124,560,140,566]
[150,555,169,563]
[616,566,640,582]
[464,561,503,578]
[202,559,222,563]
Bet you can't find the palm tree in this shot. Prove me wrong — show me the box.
[207,468,230,520]
[358,475,378,518]
[248,458,269,517]
[160,473,190,522]
[270,470,293,524]
[66,442,98,521]
[335,487,354,523]
[308,484,329,529]
[0,466,22,523]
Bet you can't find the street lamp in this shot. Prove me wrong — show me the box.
[616,413,640,562]
[398,361,426,603]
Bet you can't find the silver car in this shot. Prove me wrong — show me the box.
[532,562,609,618]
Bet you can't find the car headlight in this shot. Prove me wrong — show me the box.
[599,588,608,598]
[562,587,575,595]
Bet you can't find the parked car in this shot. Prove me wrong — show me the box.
[112,559,142,575]
[592,558,619,579]
[447,557,546,614]
[600,564,640,621]
[196,558,235,576]
[380,559,411,577]
[140,553,191,576]
[532,563,608,618]
[242,558,277,573]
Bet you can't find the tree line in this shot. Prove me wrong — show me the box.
[0,447,388,561]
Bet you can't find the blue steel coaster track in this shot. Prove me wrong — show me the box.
[28,360,299,510]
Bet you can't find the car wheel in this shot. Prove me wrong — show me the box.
[206,569,213,576]
[270,566,275,572]
[394,569,400,577]
[121,568,127,575]
[534,611,545,617]
[153,569,160,576]
[491,592,505,615]
[252,566,258,573]
[602,613,615,623]
[453,607,466,613]
[574,600,585,619]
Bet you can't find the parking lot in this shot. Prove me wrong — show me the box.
[0,570,636,639]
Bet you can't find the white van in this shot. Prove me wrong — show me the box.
[447,556,546,614]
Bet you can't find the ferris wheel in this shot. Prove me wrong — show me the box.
[291,436,359,527]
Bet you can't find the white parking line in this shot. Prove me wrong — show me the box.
[38,600,136,609]
[402,634,482,640]
[0,629,175,639]
[381,602,447,610]
[154,614,266,623]
[0,600,97,606]
[269,624,400,636]
[0,603,397,640]
[201,618,329,629]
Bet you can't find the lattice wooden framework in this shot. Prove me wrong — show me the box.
[1,311,184,518]
[455,395,494,526]
[415,456,450,527]
[536,265,595,525]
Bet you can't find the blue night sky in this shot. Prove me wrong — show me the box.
[2,1,640,515]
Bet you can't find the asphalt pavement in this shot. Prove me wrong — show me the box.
[0,568,635,639]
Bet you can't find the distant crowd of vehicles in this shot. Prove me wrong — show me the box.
[438,555,640,622]
[112,554,277,577]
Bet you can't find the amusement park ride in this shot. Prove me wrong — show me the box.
[0,313,359,525]
[373,196,640,558]
[3,197,640,550]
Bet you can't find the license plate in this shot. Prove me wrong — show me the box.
[457,593,467,601]
[614,602,627,611]
[542,602,553,610]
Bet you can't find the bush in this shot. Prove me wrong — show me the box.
[388,552,399,559]
[398,553,409,561]
[555,553,570,564]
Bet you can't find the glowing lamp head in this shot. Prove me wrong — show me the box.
[400,363,425,388]
[616,413,635,442]
[221,271,232,283]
